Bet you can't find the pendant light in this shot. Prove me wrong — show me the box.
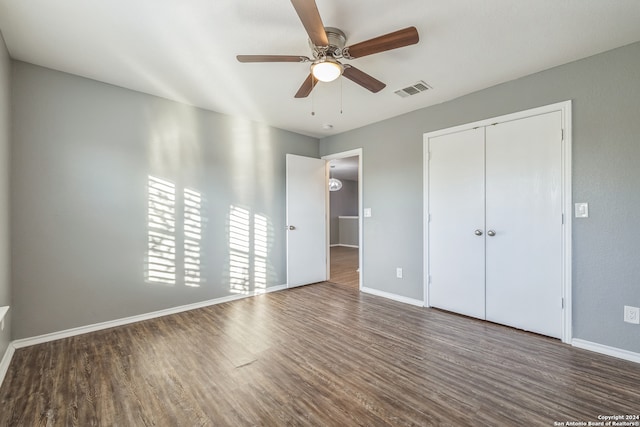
[329,164,342,191]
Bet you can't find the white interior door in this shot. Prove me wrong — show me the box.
[485,112,563,338]
[286,154,327,287]
[428,128,486,319]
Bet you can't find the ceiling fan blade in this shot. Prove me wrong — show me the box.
[342,65,386,93]
[290,0,329,46]
[344,26,419,59]
[294,74,318,98]
[237,55,310,63]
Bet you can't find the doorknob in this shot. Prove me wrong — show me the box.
[487,230,496,236]
[474,229,483,236]
[286,225,296,230]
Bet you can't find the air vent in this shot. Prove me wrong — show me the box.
[394,80,432,98]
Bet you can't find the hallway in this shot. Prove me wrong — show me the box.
[330,246,359,288]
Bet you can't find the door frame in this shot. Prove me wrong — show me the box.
[322,148,364,290]
[423,100,572,343]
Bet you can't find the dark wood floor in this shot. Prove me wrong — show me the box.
[330,246,359,288]
[2,282,640,426]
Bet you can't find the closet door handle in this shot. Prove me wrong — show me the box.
[487,230,496,237]
[474,229,483,236]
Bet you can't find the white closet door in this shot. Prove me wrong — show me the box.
[428,128,486,319]
[485,112,563,338]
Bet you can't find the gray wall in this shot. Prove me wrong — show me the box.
[320,42,640,354]
[0,32,11,355]
[11,62,318,339]
[337,217,358,248]
[329,179,358,245]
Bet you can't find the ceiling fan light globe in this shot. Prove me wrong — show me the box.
[312,61,343,82]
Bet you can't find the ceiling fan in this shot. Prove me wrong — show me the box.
[236,0,419,98]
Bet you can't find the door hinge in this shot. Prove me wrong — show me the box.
[561,213,564,224]
[561,297,565,309]
[561,129,564,141]
[428,275,432,284]
[428,213,432,222]
[428,151,431,161]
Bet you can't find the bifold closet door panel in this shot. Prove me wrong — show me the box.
[485,111,563,338]
[428,128,486,319]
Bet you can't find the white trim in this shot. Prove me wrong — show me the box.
[561,103,573,343]
[423,130,430,307]
[572,339,640,364]
[361,287,424,307]
[338,216,358,219]
[331,244,359,249]
[0,342,15,387]
[423,100,573,343]
[322,148,363,160]
[424,101,572,140]
[322,149,364,291]
[12,285,286,349]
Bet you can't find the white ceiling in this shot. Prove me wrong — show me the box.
[1,1,639,138]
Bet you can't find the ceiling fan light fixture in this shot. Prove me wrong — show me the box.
[311,58,343,82]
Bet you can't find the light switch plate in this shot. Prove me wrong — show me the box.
[364,208,372,218]
[574,203,589,218]
[624,306,640,324]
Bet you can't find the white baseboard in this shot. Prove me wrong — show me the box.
[361,286,424,307]
[0,342,15,387]
[330,244,359,248]
[572,338,640,364]
[12,284,287,349]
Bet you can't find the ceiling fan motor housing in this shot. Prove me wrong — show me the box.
[309,27,346,59]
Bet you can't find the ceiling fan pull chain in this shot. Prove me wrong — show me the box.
[311,81,316,116]
[340,77,343,114]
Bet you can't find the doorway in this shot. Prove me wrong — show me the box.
[322,149,363,290]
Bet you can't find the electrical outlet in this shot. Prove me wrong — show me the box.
[624,306,640,324]
[396,268,403,279]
